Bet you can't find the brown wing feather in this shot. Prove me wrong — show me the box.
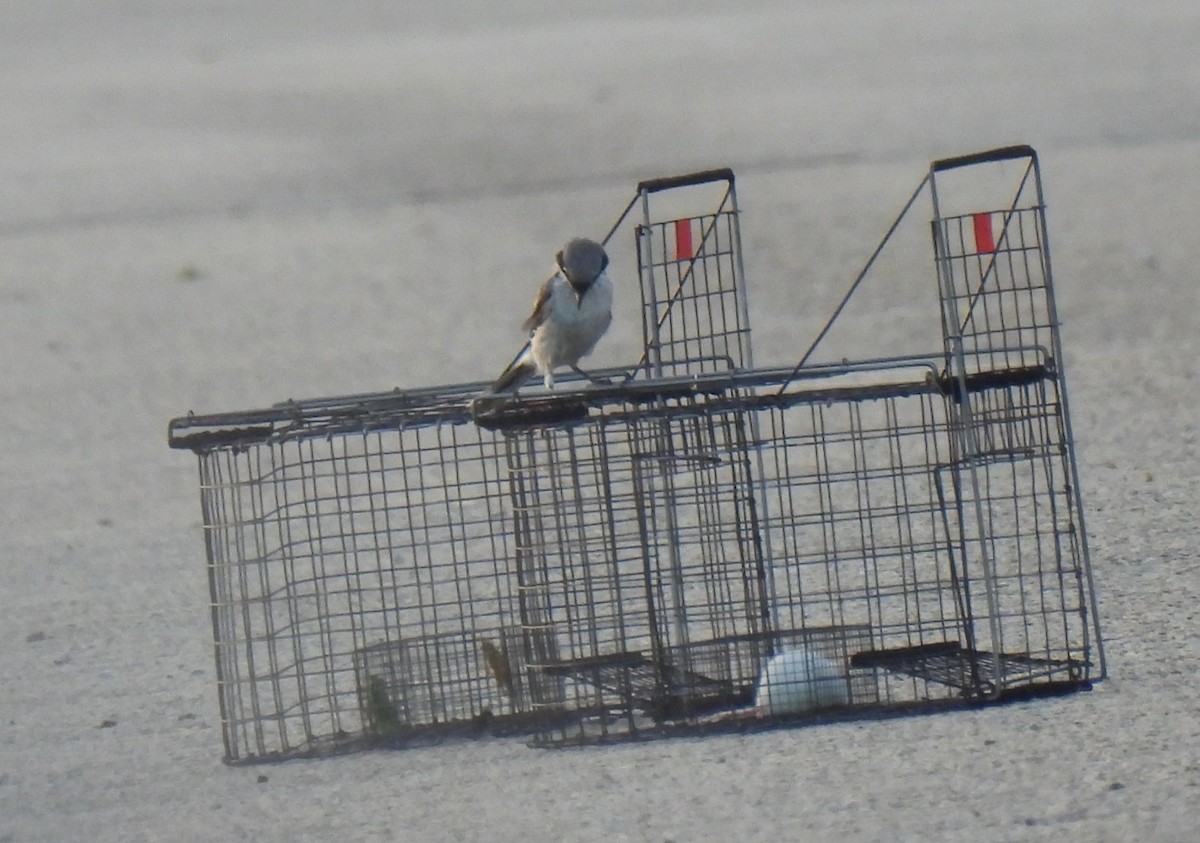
[521,275,557,334]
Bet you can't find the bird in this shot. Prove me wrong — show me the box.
[489,237,614,393]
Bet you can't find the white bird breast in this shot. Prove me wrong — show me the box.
[529,272,613,373]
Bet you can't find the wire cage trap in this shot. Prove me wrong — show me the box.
[168,145,1104,763]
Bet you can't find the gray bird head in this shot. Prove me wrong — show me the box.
[556,238,608,300]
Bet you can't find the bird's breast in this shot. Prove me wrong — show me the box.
[528,275,613,369]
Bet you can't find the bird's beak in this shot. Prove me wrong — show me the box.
[567,279,586,305]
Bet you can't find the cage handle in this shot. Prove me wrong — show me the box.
[931,145,1036,172]
[637,167,734,194]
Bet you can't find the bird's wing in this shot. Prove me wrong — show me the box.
[521,275,561,334]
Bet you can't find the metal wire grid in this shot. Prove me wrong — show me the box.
[170,147,1102,761]
[755,361,1092,703]
[925,146,1100,690]
[518,356,1094,743]
[192,356,1093,757]
[534,626,877,746]
[934,205,1053,374]
[197,419,526,761]
[636,207,751,378]
[940,366,1092,682]
[755,369,961,662]
[505,400,773,740]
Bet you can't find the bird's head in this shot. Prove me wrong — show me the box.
[557,238,608,304]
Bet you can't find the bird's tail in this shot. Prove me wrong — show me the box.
[489,358,537,394]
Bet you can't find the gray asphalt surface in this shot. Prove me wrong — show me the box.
[3,3,1198,841]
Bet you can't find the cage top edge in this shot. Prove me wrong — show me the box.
[167,349,1054,452]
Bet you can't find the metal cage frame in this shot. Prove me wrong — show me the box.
[169,145,1104,762]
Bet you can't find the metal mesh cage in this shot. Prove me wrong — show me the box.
[634,171,752,377]
[169,147,1103,762]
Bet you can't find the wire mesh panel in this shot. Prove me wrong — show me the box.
[502,397,774,743]
[927,146,1101,692]
[933,206,1052,373]
[754,361,1093,706]
[184,394,532,761]
[932,365,1093,690]
[931,153,1056,375]
[169,146,1103,762]
[635,170,753,378]
[754,366,961,657]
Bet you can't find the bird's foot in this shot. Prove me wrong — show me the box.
[570,366,611,386]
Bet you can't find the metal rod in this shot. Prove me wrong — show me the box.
[778,172,931,394]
